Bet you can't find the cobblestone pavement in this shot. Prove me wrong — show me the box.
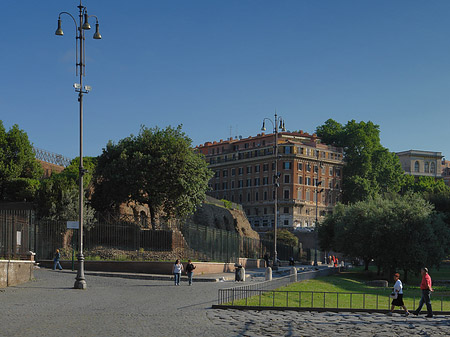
[2,269,450,337]
[207,309,450,336]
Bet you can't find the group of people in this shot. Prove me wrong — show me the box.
[172,259,196,286]
[388,267,434,318]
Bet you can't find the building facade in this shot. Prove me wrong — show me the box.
[396,150,443,178]
[442,159,450,187]
[197,131,344,232]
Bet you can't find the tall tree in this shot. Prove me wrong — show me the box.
[316,119,404,203]
[0,121,43,201]
[36,157,97,222]
[318,193,450,280]
[92,125,213,229]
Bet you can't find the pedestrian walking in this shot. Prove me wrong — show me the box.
[387,273,409,316]
[172,259,183,286]
[264,253,269,268]
[53,249,63,270]
[413,267,433,317]
[185,259,196,286]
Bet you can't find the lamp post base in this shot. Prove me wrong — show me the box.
[74,253,87,290]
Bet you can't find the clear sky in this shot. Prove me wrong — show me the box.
[2,1,450,160]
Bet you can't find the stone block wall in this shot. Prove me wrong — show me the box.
[0,261,35,288]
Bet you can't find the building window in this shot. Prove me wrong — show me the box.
[231,168,236,176]
[247,193,251,202]
[222,182,228,190]
[246,179,251,187]
[223,170,228,177]
[254,178,260,186]
[306,177,311,185]
[298,162,303,171]
[247,166,252,174]
[263,177,269,185]
[297,189,302,200]
[314,165,318,173]
[255,192,259,201]
[431,162,436,173]
[231,180,235,189]
[272,162,276,170]
[263,163,269,172]
[238,180,243,188]
[264,191,268,200]
[414,161,420,172]
[239,194,242,203]
[329,167,333,176]
[283,207,289,214]
[284,175,290,183]
[298,176,303,185]
[255,165,260,173]
[306,189,310,201]
[264,207,267,214]
[238,167,243,175]
[215,171,220,178]
[284,162,292,170]
[284,220,289,226]
[284,146,292,154]
[306,163,311,172]
[425,162,430,173]
[336,168,341,177]
[284,189,290,199]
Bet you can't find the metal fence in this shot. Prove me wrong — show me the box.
[0,209,35,258]
[10,214,301,263]
[218,288,450,312]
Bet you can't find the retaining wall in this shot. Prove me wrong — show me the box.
[37,258,265,275]
[0,260,35,288]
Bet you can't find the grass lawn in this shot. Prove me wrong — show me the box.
[229,265,450,311]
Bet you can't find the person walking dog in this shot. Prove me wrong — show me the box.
[413,267,433,318]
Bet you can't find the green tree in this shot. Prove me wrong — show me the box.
[36,157,97,222]
[0,121,43,201]
[92,125,213,229]
[316,119,404,203]
[318,193,450,280]
[265,229,299,247]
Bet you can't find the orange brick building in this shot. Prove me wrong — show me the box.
[197,131,344,232]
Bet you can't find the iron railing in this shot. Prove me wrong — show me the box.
[0,209,35,258]
[218,289,450,312]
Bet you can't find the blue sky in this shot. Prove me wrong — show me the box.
[2,1,450,160]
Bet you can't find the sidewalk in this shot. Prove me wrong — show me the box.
[47,264,329,283]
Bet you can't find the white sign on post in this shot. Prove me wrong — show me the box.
[67,221,80,229]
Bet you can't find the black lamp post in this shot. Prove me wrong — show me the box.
[313,150,324,266]
[261,113,286,270]
[55,0,101,290]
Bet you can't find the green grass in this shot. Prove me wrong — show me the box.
[228,267,450,310]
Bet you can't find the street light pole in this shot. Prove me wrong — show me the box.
[314,150,324,267]
[262,113,285,270]
[55,0,101,290]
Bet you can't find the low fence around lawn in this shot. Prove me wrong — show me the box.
[216,267,339,305]
[214,267,450,314]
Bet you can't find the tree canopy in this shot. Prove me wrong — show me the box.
[36,157,97,222]
[0,121,43,202]
[318,193,450,281]
[316,119,404,203]
[91,125,213,229]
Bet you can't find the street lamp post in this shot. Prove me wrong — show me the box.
[55,0,101,290]
[261,113,285,270]
[314,150,324,266]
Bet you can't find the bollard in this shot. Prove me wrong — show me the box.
[290,266,297,282]
[265,267,272,281]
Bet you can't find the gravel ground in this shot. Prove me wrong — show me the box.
[1,269,449,337]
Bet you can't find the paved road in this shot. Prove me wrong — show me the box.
[2,268,450,336]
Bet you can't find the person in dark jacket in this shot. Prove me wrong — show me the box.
[53,249,62,270]
[185,259,196,285]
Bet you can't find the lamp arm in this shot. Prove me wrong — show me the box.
[57,12,80,77]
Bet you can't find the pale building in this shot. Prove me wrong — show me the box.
[396,150,443,178]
